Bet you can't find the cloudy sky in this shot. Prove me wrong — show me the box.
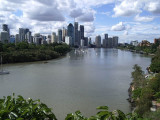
[0,0,160,43]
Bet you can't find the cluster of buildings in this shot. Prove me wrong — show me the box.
[0,23,119,48]
[130,38,160,47]
[95,34,119,48]
[0,23,91,47]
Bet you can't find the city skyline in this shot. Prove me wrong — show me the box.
[0,0,160,43]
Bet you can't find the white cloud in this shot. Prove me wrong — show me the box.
[111,22,126,31]
[113,0,141,17]
[134,14,154,22]
[145,1,160,14]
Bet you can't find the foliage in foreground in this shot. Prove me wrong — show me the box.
[0,94,150,120]
[0,94,57,120]
[65,106,149,120]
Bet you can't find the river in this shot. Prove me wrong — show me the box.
[0,48,151,119]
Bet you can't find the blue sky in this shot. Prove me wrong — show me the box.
[0,0,160,43]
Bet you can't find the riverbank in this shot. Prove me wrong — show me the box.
[127,48,160,119]
[118,48,155,56]
[0,42,71,64]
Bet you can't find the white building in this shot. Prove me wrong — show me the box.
[65,36,72,45]
[130,40,139,46]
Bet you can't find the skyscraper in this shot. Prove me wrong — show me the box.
[51,32,57,43]
[74,22,78,46]
[84,37,88,46]
[26,31,32,43]
[113,36,118,47]
[95,35,101,48]
[108,37,113,48]
[2,24,9,34]
[80,25,84,39]
[103,34,108,48]
[62,27,67,42]
[19,28,30,42]
[2,24,10,43]
[58,29,62,43]
[67,23,74,46]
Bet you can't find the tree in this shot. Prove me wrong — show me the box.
[0,94,57,120]
[150,49,160,73]
[131,64,146,89]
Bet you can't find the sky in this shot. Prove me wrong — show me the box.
[0,0,160,43]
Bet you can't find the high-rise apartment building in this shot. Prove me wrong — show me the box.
[103,34,108,48]
[113,36,118,47]
[108,37,113,48]
[95,35,101,48]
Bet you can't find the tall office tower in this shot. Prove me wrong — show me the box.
[113,36,118,47]
[67,23,74,46]
[80,25,84,39]
[26,31,32,43]
[58,29,62,43]
[108,37,113,48]
[19,28,30,42]
[78,30,81,46]
[15,34,19,44]
[51,32,57,43]
[74,22,78,46]
[0,31,10,43]
[62,27,67,42]
[95,35,101,48]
